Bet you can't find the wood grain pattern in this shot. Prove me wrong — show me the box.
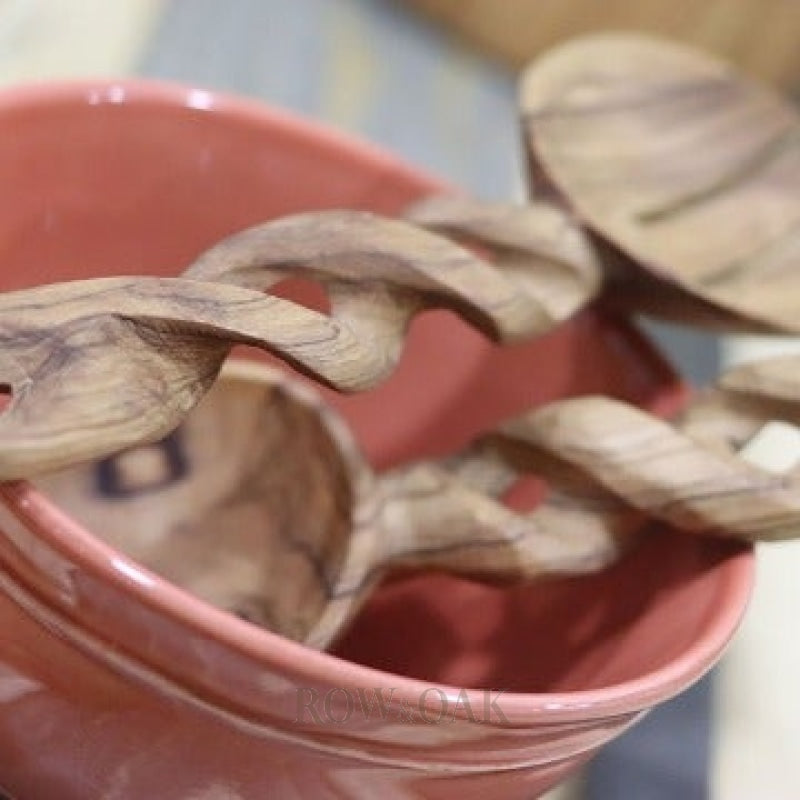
[30,359,643,648]
[7,34,800,648]
[493,371,800,545]
[0,206,597,481]
[521,34,800,332]
[36,349,800,649]
[36,362,369,647]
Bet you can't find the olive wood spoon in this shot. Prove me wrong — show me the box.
[521,33,800,332]
[35,355,800,649]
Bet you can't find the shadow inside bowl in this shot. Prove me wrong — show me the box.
[333,529,747,693]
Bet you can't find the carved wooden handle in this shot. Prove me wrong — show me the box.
[0,203,599,480]
[349,353,800,611]
[4,201,800,554]
[37,354,793,649]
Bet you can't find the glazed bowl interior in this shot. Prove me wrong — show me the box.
[0,82,752,697]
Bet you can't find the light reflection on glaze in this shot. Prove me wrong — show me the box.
[110,556,156,589]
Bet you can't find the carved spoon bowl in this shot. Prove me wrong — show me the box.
[521,33,800,332]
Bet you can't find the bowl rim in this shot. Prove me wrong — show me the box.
[0,78,755,728]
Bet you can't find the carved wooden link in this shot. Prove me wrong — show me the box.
[0,200,599,480]
[1,190,800,559]
[363,351,800,608]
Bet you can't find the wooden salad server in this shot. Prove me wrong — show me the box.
[3,34,800,648]
[0,204,599,482]
[520,32,800,331]
[7,26,800,484]
[34,352,800,650]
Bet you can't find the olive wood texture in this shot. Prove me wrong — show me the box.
[521,33,800,332]
[5,35,800,647]
[38,361,636,649]
[8,31,800,482]
[36,355,800,649]
[0,206,598,480]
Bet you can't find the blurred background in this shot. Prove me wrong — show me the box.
[1,1,798,797]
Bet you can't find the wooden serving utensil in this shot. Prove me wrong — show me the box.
[520,33,800,332]
[33,359,633,650]
[5,33,800,648]
[0,205,599,482]
[8,26,800,486]
[35,351,800,650]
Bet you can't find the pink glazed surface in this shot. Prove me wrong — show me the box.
[0,81,753,799]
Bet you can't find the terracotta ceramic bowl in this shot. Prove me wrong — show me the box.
[0,81,753,800]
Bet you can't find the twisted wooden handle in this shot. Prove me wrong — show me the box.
[3,191,799,573]
[354,354,800,608]
[5,205,797,650]
[502,362,800,544]
[3,198,800,556]
[0,203,598,480]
